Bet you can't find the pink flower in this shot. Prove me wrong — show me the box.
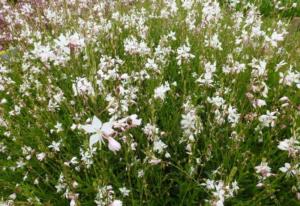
[255,161,272,177]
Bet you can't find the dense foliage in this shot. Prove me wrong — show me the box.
[0,0,300,205]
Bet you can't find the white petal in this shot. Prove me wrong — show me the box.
[81,124,97,133]
[89,134,100,148]
[279,167,288,173]
[102,122,114,136]
[92,116,102,129]
[129,114,142,126]
[70,199,76,206]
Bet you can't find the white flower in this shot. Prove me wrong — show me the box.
[153,139,168,154]
[207,96,226,108]
[145,58,159,72]
[227,106,240,126]
[250,59,267,77]
[181,110,198,136]
[266,31,285,47]
[149,157,161,165]
[205,34,222,50]
[229,0,240,7]
[222,60,246,74]
[68,32,85,48]
[181,0,193,10]
[36,153,46,161]
[9,193,16,200]
[279,163,298,176]
[279,68,300,87]
[201,1,222,25]
[279,163,290,172]
[278,138,300,156]
[32,42,55,63]
[253,99,266,108]
[258,111,277,127]
[113,114,142,130]
[176,41,195,65]
[55,32,85,52]
[203,179,238,206]
[143,123,159,138]
[197,61,217,86]
[54,122,63,133]
[81,116,115,149]
[180,99,202,144]
[48,141,61,152]
[231,180,239,192]
[72,77,95,96]
[138,170,144,178]
[124,36,150,56]
[154,82,170,100]
[119,187,130,197]
[81,115,141,153]
[126,114,142,127]
[255,161,272,178]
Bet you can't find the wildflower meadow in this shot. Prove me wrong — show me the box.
[0,0,300,205]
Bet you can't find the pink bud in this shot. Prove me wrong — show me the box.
[108,137,121,153]
[111,200,122,206]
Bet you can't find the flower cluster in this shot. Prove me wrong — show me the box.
[81,115,141,153]
[0,0,299,205]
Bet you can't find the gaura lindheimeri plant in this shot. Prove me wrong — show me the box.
[0,0,300,205]
[81,115,141,152]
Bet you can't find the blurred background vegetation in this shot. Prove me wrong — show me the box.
[5,0,300,18]
[246,0,299,17]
